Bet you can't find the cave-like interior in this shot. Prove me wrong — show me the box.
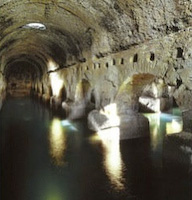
[0,1,192,200]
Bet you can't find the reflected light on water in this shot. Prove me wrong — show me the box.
[161,113,183,135]
[97,127,125,190]
[49,118,66,166]
[61,120,78,131]
[45,184,64,200]
[144,111,183,142]
[47,192,63,200]
[166,119,183,135]
[144,113,160,150]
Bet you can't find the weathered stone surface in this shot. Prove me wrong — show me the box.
[139,97,160,113]
[88,110,115,131]
[1,0,192,74]
[1,0,192,137]
[174,85,192,111]
[88,109,149,139]
[62,99,94,119]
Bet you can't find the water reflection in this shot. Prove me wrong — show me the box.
[0,98,189,200]
[46,185,63,200]
[97,127,125,190]
[49,118,67,166]
[144,113,161,150]
[144,111,183,137]
[166,118,183,135]
[143,110,183,169]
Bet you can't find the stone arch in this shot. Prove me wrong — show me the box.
[63,79,93,119]
[115,73,157,114]
[137,75,173,112]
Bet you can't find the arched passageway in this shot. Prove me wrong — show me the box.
[0,1,192,200]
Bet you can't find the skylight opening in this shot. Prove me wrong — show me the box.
[22,23,46,30]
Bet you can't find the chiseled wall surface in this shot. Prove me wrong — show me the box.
[39,28,192,114]
[1,0,192,127]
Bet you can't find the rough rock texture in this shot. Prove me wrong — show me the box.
[1,0,192,76]
[1,1,192,136]
[37,29,192,125]
[88,109,149,140]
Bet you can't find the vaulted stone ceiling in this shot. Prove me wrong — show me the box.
[0,0,192,78]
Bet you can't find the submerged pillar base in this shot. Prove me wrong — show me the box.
[88,110,150,140]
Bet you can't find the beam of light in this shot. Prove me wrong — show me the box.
[22,22,46,30]
[49,118,66,166]
[97,127,125,191]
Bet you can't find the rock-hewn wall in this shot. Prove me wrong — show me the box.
[36,28,192,113]
[1,0,192,135]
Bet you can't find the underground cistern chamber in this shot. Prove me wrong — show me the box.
[0,1,192,200]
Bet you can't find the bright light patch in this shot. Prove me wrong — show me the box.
[61,120,78,131]
[97,127,120,141]
[49,118,66,166]
[48,61,63,96]
[48,60,59,71]
[97,127,125,190]
[166,119,183,135]
[50,73,63,96]
[103,103,118,116]
[144,112,183,136]
[100,103,120,127]
[139,97,160,113]
[22,22,46,30]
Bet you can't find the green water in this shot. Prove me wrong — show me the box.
[0,97,191,200]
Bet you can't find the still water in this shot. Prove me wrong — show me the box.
[0,97,191,200]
